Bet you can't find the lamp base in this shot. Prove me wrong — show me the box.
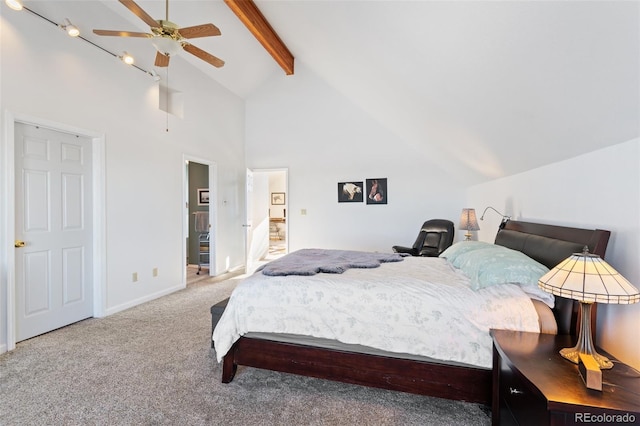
[559,302,613,370]
[464,233,472,241]
[560,346,613,370]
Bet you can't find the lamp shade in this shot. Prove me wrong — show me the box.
[538,248,639,305]
[459,208,480,231]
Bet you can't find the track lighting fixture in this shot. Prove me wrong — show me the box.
[62,18,80,37]
[5,0,23,11]
[7,2,157,80]
[121,52,135,65]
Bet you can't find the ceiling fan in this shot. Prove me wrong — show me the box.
[93,0,224,68]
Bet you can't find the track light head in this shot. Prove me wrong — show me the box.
[149,70,161,82]
[5,0,23,11]
[62,18,80,37]
[121,52,135,65]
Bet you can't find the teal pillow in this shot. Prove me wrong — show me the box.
[438,241,495,265]
[453,244,549,290]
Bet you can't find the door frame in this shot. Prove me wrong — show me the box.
[182,154,217,284]
[1,111,106,352]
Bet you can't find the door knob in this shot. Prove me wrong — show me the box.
[15,240,25,248]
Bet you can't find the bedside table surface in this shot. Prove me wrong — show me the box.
[491,329,640,414]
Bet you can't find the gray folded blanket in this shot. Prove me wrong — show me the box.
[258,248,405,276]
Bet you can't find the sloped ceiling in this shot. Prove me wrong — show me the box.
[10,1,639,185]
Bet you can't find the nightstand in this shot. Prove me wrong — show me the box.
[491,329,640,426]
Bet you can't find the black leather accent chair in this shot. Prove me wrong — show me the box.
[392,219,455,257]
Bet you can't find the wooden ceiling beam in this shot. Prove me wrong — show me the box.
[224,0,294,75]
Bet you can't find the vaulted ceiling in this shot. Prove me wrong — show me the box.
[10,1,639,184]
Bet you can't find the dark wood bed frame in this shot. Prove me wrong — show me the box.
[220,220,611,405]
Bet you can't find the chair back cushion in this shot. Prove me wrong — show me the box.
[416,219,455,256]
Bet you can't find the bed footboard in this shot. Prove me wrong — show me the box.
[221,336,492,405]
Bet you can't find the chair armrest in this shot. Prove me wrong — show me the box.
[392,246,418,256]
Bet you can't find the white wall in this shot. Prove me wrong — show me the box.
[0,8,246,349]
[467,139,640,369]
[245,63,465,253]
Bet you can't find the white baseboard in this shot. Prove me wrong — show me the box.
[103,284,184,317]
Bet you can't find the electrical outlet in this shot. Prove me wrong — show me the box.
[132,272,138,282]
[153,267,158,277]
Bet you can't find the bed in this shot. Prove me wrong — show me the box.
[212,220,610,405]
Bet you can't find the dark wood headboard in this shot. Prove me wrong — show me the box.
[494,220,611,336]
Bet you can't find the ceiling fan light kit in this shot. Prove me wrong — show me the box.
[151,36,182,58]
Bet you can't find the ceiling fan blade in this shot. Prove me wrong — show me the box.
[119,0,159,29]
[93,29,152,38]
[178,23,221,39]
[183,44,225,68]
[155,52,170,67]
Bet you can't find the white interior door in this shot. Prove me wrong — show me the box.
[244,169,255,272]
[14,123,93,341]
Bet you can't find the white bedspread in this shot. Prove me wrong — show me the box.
[213,256,541,368]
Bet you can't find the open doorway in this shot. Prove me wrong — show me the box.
[245,168,288,273]
[183,157,217,285]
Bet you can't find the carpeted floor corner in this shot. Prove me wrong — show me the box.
[0,277,491,425]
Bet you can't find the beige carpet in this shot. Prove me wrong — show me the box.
[0,276,490,425]
[187,264,212,285]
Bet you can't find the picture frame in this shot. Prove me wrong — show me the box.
[197,188,209,206]
[366,178,387,205]
[338,181,364,203]
[271,192,285,205]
